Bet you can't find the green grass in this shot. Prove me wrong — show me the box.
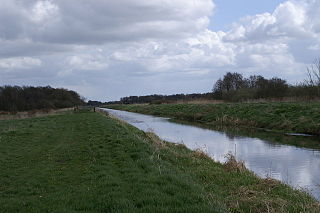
[0,112,319,212]
[106,102,320,136]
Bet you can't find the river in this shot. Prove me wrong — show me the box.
[101,108,320,200]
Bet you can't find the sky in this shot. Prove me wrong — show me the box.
[0,0,320,101]
[210,0,285,30]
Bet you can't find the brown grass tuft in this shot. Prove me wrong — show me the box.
[191,148,211,160]
[174,143,187,149]
[261,178,282,190]
[146,131,166,149]
[224,153,246,172]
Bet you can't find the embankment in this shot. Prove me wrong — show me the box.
[107,102,320,136]
[1,111,319,212]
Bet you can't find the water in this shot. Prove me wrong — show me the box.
[101,108,320,200]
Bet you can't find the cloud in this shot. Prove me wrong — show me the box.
[0,0,214,44]
[224,0,320,42]
[31,0,59,23]
[0,0,319,100]
[0,57,42,69]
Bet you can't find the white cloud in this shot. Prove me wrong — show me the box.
[31,0,59,23]
[0,0,320,100]
[225,0,320,42]
[0,0,214,44]
[68,55,109,71]
[0,57,42,69]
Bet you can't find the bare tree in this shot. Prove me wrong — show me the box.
[306,58,320,86]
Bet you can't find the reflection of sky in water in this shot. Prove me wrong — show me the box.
[103,108,320,200]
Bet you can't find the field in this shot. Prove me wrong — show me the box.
[0,111,319,212]
[107,102,320,136]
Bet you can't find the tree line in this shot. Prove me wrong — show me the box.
[100,58,320,105]
[212,73,290,101]
[120,93,215,104]
[102,93,215,105]
[212,59,320,101]
[102,73,319,105]
[104,71,319,105]
[0,86,84,112]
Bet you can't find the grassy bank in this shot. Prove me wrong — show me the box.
[0,112,319,212]
[0,108,75,120]
[106,102,320,136]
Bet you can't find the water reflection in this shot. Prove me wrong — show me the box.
[102,108,320,200]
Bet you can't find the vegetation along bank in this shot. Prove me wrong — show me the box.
[106,102,320,136]
[1,111,319,212]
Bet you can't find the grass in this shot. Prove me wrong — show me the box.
[106,102,320,136]
[0,111,319,212]
[0,108,75,120]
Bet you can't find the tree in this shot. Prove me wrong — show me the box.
[221,72,244,92]
[267,77,288,98]
[212,78,223,99]
[211,72,290,101]
[0,86,84,112]
[306,58,320,87]
[246,75,265,89]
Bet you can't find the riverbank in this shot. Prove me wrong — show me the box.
[0,111,319,212]
[106,102,320,136]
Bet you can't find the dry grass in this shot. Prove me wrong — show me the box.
[214,115,257,126]
[145,131,166,149]
[228,180,320,213]
[0,108,74,120]
[174,143,187,149]
[191,148,212,160]
[243,97,320,103]
[174,99,225,104]
[224,153,247,173]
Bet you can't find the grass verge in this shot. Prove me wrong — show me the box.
[0,108,75,120]
[0,112,319,212]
